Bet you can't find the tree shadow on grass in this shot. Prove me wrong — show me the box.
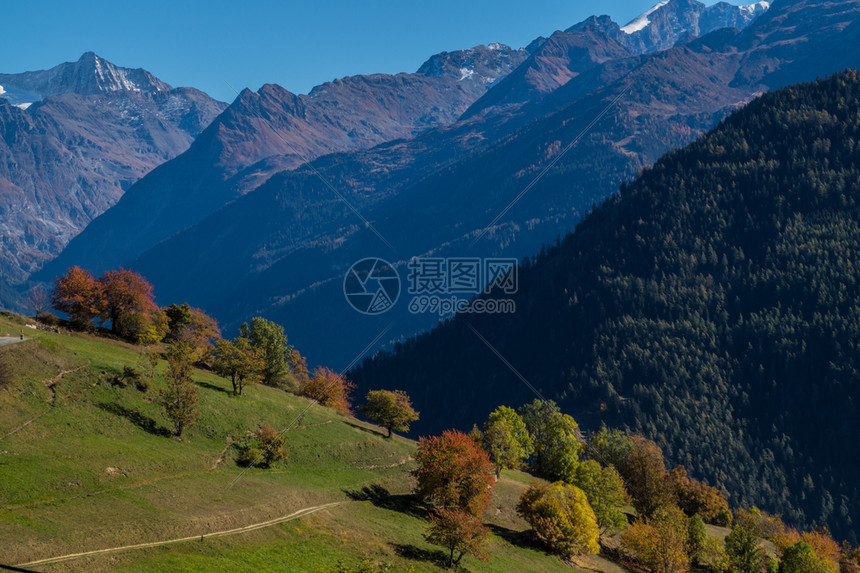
[195,380,233,395]
[97,402,172,437]
[343,484,425,518]
[342,420,387,439]
[487,523,545,552]
[390,543,453,569]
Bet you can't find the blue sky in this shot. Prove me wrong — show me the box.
[3,0,750,103]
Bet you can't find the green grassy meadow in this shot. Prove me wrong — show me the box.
[0,313,579,572]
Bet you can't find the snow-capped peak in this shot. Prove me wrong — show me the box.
[0,85,5,97]
[621,0,671,34]
[739,1,770,15]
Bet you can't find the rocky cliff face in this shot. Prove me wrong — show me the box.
[0,54,226,285]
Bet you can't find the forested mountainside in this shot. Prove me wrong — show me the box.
[352,70,860,542]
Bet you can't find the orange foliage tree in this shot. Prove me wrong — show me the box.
[97,268,157,335]
[621,505,691,573]
[302,367,355,415]
[51,266,102,329]
[413,429,495,517]
[425,508,490,567]
[669,466,732,526]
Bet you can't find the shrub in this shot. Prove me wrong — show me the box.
[238,424,288,468]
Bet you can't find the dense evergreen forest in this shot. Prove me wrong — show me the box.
[352,70,860,542]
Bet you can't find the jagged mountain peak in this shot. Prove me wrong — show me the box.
[417,43,529,86]
[0,52,171,106]
[614,0,770,53]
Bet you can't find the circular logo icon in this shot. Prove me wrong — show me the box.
[343,258,401,315]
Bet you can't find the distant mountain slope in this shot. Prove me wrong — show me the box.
[464,0,769,117]
[0,53,225,286]
[352,70,860,542]
[82,0,860,371]
[36,44,528,280]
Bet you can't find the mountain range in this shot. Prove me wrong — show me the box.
[0,52,226,286]
[34,0,860,373]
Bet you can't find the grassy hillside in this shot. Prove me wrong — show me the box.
[0,312,578,572]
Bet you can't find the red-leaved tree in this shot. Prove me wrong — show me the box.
[97,268,157,335]
[414,430,496,517]
[51,266,102,329]
[425,508,491,567]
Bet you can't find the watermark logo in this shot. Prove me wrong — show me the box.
[406,257,517,316]
[343,257,401,315]
[343,256,517,316]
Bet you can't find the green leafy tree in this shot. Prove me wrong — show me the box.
[688,514,707,564]
[518,399,582,480]
[158,343,198,437]
[240,317,292,385]
[778,542,833,573]
[212,337,265,395]
[359,389,419,438]
[571,459,629,532]
[516,481,600,557]
[588,427,635,472]
[725,524,764,573]
[482,406,533,477]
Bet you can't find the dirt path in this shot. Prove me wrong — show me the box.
[18,501,344,568]
[0,336,27,347]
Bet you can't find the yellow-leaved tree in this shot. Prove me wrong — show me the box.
[516,481,600,557]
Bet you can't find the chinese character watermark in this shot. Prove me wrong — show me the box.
[344,256,517,316]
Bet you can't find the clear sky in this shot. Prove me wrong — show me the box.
[2,0,750,103]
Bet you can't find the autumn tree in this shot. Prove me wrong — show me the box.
[359,389,419,437]
[670,466,732,526]
[571,459,629,532]
[51,266,102,329]
[240,317,291,385]
[159,343,198,437]
[238,423,289,468]
[284,348,311,392]
[517,481,601,557]
[621,505,691,573]
[212,337,265,395]
[622,436,675,517]
[425,508,490,567]
[414,430,495,516]
[481,406,533,477]
[302,367,355,415]
[97,268,157,336]
[518,399,582,480]
[122,308,170,345]
[168,306,220,363]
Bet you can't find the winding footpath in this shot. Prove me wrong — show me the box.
[18,502,344,568]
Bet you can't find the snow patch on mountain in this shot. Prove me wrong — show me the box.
[621,0,671,34]
[459,67,475,81]
[0,85,5,96]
